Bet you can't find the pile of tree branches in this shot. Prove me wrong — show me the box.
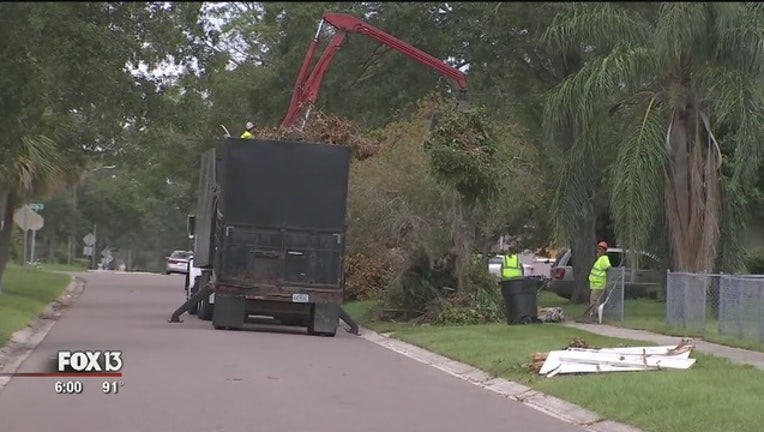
[259,111,381,161]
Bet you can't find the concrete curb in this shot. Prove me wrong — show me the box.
[360,328,644,432]
[0,276,86,393]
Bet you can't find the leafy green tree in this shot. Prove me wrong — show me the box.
[450,2,616,302]
[0,2,207,280]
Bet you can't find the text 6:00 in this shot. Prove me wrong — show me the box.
[55,381,83,394]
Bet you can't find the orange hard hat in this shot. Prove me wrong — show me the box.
[597,241,608,250]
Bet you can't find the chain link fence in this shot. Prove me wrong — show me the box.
[601,267,626,321]
[718,275,764,344]
[667,271,764,343]
[665,271,721,334]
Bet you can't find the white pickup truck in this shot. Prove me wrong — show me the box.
[184,256,215,319]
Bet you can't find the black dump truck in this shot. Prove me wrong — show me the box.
[170,137,359,337]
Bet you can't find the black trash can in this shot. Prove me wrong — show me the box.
[499,277,541,325]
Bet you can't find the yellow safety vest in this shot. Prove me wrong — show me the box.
[241,130,254,139]
[501,254,523,280]
[588,255,612,290]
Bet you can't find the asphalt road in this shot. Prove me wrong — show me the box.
[0,272,585,432]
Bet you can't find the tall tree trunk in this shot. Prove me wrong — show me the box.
[47,235,56,262]
[556,96,597,305]
[452,196,469,293]
[570,199,597,304]
[665,109,721,272]
[0,190,18,282]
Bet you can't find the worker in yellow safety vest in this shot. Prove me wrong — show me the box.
[500,247,524,280]
[241,121,256,139]
[588,241,612,318]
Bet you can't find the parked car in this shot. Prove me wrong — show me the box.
[165,250,192,275]
[548,247,663,299]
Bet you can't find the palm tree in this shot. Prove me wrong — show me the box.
[542,2,764,278]
[0,134,65,281]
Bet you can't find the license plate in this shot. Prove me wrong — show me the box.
[292,293,309,303]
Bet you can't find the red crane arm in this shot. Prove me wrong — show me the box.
[281,12,468,128]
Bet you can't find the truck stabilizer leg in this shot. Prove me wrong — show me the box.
[169,285,214,323]
[338,307,360,335]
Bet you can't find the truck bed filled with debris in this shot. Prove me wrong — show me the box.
[258,111,380,161]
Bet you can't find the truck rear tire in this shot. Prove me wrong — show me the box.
[198,296,213,321]
[196,272,213,320]
[188,278,199,315]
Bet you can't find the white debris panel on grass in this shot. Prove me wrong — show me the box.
[538,340,696,377]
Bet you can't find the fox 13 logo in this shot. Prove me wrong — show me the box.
[56,350,123,373]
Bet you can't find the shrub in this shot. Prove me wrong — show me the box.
[343,252,393,301]
[745,248,764,274]
[381,247,445,318]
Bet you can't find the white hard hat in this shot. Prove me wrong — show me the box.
[245,121,255,130]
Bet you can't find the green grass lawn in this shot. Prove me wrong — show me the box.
[536,291,764,352]
[346,300,764,432]
[0,264,72,347]
[37,262,88,273]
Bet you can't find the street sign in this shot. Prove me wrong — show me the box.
[83,246,93,257]
[29,203,44,212]
[13,206,44,231]
[83,233,96,246]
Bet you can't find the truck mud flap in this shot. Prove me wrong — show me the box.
[169,284,214,323]
[339,307,360,335]
[212,294,246,330]
[309,303,339,336]
[308,305,361,336]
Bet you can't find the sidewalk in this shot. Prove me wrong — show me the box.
[565,322,764,371]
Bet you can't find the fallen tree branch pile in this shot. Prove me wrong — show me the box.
[258,111,380,161]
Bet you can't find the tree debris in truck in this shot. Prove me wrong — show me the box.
[259,111,380,161]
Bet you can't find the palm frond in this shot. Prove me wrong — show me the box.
[548,152,592,245]
[712,2,764,75]
[715,178,749,273]
[654,2,711,70]
[548,118,613,245]
[610,95,667,268]
[541,3,652,55]
[542,46,654,144]
[729,106,764,187]
[0,134,64,196]
[693,67,752,126]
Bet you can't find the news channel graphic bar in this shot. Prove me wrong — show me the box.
[39,350,125,375]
